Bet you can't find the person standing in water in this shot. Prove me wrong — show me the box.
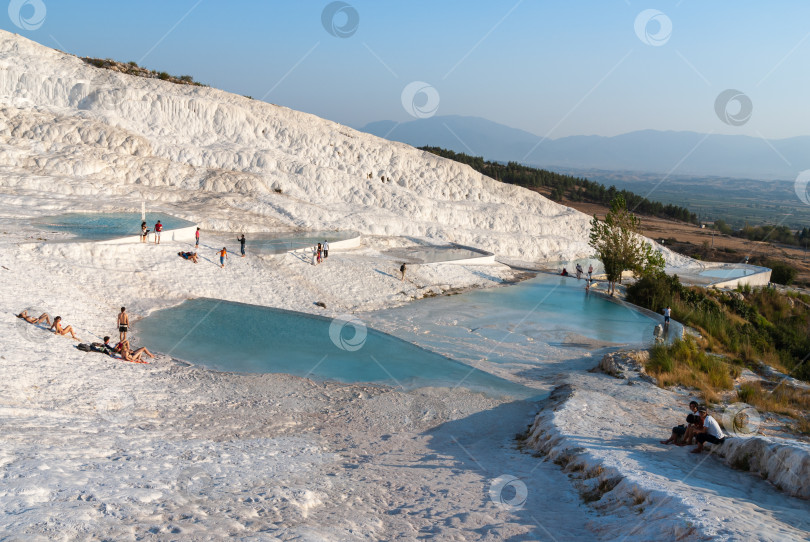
[154,220,163,244]
[195,227,200,248]
[323,240,329,259]
[576,263,583,280]
[117,307,129,342]
[316,243,322,264]
[237,234,246,257]
[218,247,228,268]
[588,264,593,281]
[663,306,671,327]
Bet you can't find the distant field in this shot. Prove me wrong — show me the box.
[533,187,810,288]
[553,169,810,230]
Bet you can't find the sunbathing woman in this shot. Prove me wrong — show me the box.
[118,340,155,362]
[16,310,51,326]
[50,316,80,340]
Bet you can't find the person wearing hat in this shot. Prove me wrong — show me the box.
[692,406,726,453]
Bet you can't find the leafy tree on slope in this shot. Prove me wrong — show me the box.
[589,196,665,296]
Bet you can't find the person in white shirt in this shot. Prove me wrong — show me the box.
[692,407,726,453]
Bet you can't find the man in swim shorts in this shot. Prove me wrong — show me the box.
[117,306,129,341]
[154,220,163,244]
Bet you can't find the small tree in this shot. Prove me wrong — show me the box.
[589,196,664,296]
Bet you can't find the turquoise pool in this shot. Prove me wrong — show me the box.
[247,231,357,255]
[369,273,662,368]
[36,212,195,241]
[137,299,533,398]
[698,267,759,279]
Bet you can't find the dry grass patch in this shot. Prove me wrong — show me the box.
[647,337,738,403]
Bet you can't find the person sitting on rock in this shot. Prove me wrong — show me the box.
[661,401,699,445]
[692,407,726,453]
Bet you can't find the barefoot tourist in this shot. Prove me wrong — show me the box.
[692,407,726,454]
[117,307,129,342]
[661,401,699,445]
[218,247,228,268]
[16,310,51,326]
[50,316,80,340]
[154,220,162,244]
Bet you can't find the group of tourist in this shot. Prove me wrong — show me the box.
[561,263,594,280]
[140,220,163,244]
[96,307,155,363]
[16,310,80,340]
[660,400,727,453]
[16,307,155,363]
[312,241,329,265]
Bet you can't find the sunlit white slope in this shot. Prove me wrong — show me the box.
[0,30,688,264]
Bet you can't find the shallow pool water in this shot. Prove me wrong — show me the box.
[698,267,759,279]
[247,231,357,255]
[387,246,489,264]
[369,273,663,368]
[36,212,195,241]
[137,299,533,398]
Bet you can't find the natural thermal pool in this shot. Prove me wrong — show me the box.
[246,230,357,255]
[698,267,759,279]
[36,212,195,241]
[369,272,664,369]
[386,245,490,264]
[137,298,533,397]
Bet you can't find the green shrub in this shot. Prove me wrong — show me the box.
[768,261,797,285]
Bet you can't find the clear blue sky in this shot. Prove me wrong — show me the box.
[3,0,810,140]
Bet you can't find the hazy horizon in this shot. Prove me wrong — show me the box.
[3,1,810,145]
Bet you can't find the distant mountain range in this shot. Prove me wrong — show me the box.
[359,116,810,181]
